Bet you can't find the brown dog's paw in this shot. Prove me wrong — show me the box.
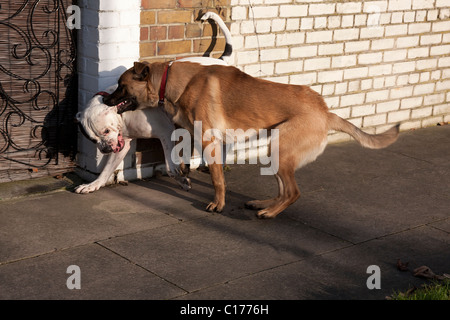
[256,209,278,219]
[206,201,224,213]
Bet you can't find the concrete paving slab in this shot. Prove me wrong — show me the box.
[0,186,181,263]
[0,243,184,299]
[180,224,450,300]
[99,213,349,293]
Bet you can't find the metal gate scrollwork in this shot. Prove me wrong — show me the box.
[0,0,77,182]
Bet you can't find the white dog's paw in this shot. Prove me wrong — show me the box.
[74,181,104,194]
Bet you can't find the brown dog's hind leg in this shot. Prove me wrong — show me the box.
[203,138,226,213]
[256,169,300,219]
[245,175,283,210]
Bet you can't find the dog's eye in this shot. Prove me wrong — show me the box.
[103,129,110,135]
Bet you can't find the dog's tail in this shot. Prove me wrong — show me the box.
[327,112,400,149]
[201,12,233,64]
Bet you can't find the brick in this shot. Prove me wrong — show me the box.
[408,22,431,34]
[306,30,333,43]
[300,18,314,30]
[309,3,336,16]
[393,61,415,73]
[363,1,388,13]
[318,70,343,83]
[256,20,272,33]
[434,103,450,115]
[140,27,149,41]
[371,38,394,50]
[334,28,360,41]
[396,36,419,48]
[424,93,445,105]
[401,96,423,109]
[304,57,331,71]
[420,34,442,46]
[377,100,399,112]
[385,24,407,36]
[142,0,177,9]
[352,104,376,117]
[141,11,156,25]
[390,86,413,99]
[287,19,300,31]
[388,0,411,11]
[358,52,382,65]
[366,89,389,102]
[157,40,191,55]
[408,47,429,59]
[416,58,437,70]
[276,32,305,46]
[388,110,410,123]
[249,6,279,19]
[177,0,203,8]
[319,43,344,55]
[422,116,444,127]
[236,50,259,64]
[363,114,386,126]
[430,44,450,56]
[413,83,435,95]
[260,48,288,61]
[168,25,184,40]
[232,6,247,20]
[345,40,370,53]
[337,2,362,14]
[150,26,166,41]
[245,34,276,49]
[344,67,369,79]
[383,49,407,62]
[432,21,450,32]
[360,26,384,39]
[290,72,317,85]
[411,107,433,119]
[332,55,357,68]
[280,5,308,17]
[186,24,201,38]
[158,11,192,24]
[341,93,365,107]
[412,0,435,9]
[290,45,318,58]
[275,60,303,74]
[140,42,156,57]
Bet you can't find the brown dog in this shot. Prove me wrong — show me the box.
[104,61,399,218]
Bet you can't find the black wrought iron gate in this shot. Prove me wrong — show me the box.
[0,0,77,183]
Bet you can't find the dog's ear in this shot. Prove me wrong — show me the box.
[133,61,150,81]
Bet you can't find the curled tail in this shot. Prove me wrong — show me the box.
[201,12,233,64]
[327,112,400,149]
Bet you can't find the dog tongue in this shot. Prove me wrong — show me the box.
[114,133,125,153]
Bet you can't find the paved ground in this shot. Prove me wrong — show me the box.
[0,125,449,300]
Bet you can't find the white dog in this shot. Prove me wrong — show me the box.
[75,12,232,194]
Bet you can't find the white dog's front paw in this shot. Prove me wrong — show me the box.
[75,181,104,194]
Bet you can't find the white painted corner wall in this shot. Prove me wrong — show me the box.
[76,0,145,183]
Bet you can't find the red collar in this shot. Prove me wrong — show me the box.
[159,64,170,106]
[94,91,110,97]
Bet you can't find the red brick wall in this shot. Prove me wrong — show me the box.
[140,0,231,62]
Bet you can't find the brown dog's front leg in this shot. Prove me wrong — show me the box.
[205,162,226,212]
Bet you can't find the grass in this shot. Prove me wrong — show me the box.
[389,279,450,300]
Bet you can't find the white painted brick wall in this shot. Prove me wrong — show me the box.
[231,0,450,142]
[77,0,141,182]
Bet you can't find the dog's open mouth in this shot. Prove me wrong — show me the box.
[114,132,125,153]
[112,98,137,114]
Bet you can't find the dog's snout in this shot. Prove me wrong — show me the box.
[103,94,115,106]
